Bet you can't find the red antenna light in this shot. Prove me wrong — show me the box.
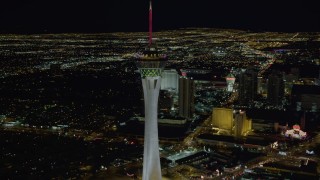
[149,1,152,46]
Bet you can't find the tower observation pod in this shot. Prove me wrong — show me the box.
[135,1,167,180]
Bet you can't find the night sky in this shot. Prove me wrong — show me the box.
[0,0,319,33]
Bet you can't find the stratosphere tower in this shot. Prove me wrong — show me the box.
[135,1,167,180]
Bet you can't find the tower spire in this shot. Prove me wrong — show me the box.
[149,0,152,46]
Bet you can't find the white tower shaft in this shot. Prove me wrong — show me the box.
[142,76,162,180]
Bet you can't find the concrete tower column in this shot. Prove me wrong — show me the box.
[142,77,162,180]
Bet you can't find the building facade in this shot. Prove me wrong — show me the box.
[211,108,252,137]
[234,110,252,137]
[267,71,284,106]
[178,76,195,119]
[238,68,258,106]
[226,72,236,92]
[161,69,179,92]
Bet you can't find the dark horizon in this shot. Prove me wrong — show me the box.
[0,0,319,34]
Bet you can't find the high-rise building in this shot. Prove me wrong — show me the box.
[225,72,236,92]
[267,71,284,106]
[238,68,258,106]
[159,90,174,115]
[234,110,252,137]
[257,76,266,95]
[161,69,179,92]
[178,74,195,119]
[211,108,233,132]
[292,85,320,112]
[135,1,166,179]
[211,108,251,136]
